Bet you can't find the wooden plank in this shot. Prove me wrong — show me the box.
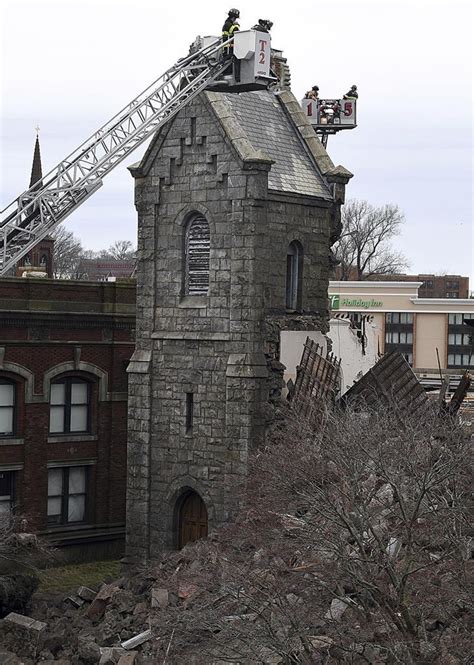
[448,371,471,416]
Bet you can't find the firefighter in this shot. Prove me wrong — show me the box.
[305,85,319,100]
[222,8,240,58]
[343,85,358,100]
[252,18,273,32]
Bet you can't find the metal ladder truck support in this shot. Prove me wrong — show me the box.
[0,30,273,275]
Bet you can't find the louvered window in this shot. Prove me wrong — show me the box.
[185,215,210,295]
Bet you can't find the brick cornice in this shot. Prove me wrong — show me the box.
[0,310,135,330]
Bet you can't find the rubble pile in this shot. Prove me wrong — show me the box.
[1,402,471,663]
[0,523,471,664]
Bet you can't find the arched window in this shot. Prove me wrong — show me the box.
[0,379,16,437]
[286,241,303,310]
[184,215,210,295]
[50,377,90,434]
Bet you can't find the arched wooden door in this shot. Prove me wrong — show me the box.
[178,491,208,549]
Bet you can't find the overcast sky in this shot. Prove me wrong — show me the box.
[1,0,472,286]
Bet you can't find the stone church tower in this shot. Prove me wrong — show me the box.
[126,89,352,562]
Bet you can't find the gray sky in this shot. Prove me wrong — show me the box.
[1,0,473,285]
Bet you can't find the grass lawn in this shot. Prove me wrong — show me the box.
[38,559,121,593]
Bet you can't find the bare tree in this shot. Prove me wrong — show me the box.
[51,225,83,278]
[4,403,470,663]
[0,516,52,618]
[101,240,136,261]
[334,200,409,280]
[121,404,471,664]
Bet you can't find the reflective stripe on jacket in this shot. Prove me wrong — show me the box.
[222,19,239,39]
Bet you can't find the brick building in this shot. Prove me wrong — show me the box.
[334,267,469,299]
[75,258,136,282]
[0,278,135,559]
[126,89,352,562]
[367,274,469,299]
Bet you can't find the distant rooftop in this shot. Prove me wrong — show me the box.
[76,258,135,281]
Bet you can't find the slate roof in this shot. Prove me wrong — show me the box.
[220,90,332,199]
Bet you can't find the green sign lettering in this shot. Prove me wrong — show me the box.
[330,294,383,310]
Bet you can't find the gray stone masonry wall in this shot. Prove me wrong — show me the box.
[126,91,349,561]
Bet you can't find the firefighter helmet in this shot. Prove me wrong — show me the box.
[229,8,240,18]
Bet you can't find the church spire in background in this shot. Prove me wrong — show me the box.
[29,126,43,190]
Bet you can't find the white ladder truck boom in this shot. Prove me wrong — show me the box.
[0,30,274,275]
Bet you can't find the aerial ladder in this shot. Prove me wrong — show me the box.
[0,30,273,275]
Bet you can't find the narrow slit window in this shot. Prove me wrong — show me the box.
[185,215,210,295]
[185,393,194,433]
[286,241,303,310]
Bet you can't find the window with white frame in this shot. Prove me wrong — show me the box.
[47,466,88,525]
[50,378,90,434]
[0,379,16,437]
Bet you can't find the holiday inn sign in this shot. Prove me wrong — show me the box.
[330,294,384,310]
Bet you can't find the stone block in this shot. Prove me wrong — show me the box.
[99,647,127,664]
[117,654,138,665]
[151,587,169,609]
[87,584,120,621]
[324,597,352,621]
[3,612,47,633]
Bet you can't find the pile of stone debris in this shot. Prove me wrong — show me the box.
[0,529,470,665]
[0,540,237,664]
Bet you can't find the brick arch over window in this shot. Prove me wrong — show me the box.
[0,363,35,403]
[43,362,109,401]
[184,213,210,295]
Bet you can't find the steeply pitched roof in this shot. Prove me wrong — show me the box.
[29,135,43,190]
[216,90,332,199]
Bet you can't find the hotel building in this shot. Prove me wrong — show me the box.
[329,281,474,378]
